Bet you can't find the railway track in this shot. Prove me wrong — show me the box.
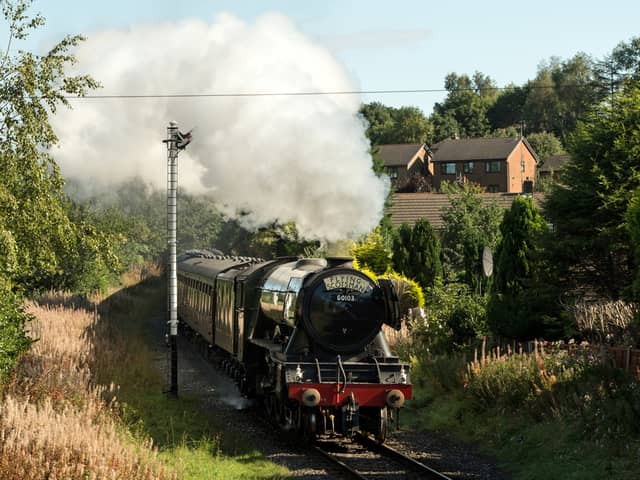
[313,433,453,480]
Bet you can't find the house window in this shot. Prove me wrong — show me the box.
[487,185,499,193]
[520,160,525,172]
[485,160,501,173]
[463,161,474,174]
[388,168,398,180]
[441,162,456,175]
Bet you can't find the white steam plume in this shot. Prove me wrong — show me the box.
[51,13,388,242]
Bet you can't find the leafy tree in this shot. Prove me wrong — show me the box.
[625,186,640,301]
[391,220,442,290]
[526,131,564,162]
[415,283,488,353]
[523,54,601,142]
[488,196,573,340]
[0,278,32,380]
[492,196,548,294]
[440,182,503,291]
[359,102,394,145]
[487,84,529,131]
[391,223,412,277]
[392,106,433,144]
[359,102,432,145]
[431,71,497,142]
[0,0,117,292]
[409,219,442,289]
[350,227,392,275]
[596,36,640,97]
[544,83,640,299]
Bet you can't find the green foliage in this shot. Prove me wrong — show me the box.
[464,343,640,443]
[487,84,528,130]
[488,196,573,340]
[440,181,503,291]
[359,102,432,145]
[0,0,121,293]
[412,283,488,353]
[431,71,498,142]
[359,267,425,319]
[493,197,548,295]
[392,219,442,290]
[597,36,640,91]
[625,186,640,301]
[523,54,601,142]
[391,223,412,278]
[350,227,392,275]
[544,83,640,298]
[0,278,32,380]
[527,131,564,162]
[387,272,425,313]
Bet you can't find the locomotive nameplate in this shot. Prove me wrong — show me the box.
[323,274,372,293]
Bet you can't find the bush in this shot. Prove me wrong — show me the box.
[412,283,489,354]
[350,227,392,275]
[462,342,640,439]
[0,278,32,381]
[356,267,425,318]
[391,219,442,290]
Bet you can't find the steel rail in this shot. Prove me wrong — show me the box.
[311,443,367,480]
[355,433,453,480]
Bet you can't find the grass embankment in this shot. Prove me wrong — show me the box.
[0,268,288,480]
[402,341,640,480]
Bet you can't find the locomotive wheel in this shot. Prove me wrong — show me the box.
[375,407,388,443]
[265,393,283,424]
[304,412,317,439]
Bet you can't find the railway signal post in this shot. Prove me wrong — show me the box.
[164,120,192,397]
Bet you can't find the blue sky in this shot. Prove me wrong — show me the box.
[23,0,640,114]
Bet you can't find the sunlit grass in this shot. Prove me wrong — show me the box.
[0,269,289,480]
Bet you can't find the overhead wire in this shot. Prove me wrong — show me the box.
[58,80,628,100]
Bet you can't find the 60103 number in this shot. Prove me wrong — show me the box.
[336,294,356,302]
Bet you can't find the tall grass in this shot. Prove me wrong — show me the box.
[0,290,175,479]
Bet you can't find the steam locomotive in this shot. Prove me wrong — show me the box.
[176,250,411,441]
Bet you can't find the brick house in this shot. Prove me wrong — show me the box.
[376,143,430,187]
[538,153,569,180]
[430,137,539,193]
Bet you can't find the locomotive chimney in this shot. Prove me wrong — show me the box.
[325,257,353,268]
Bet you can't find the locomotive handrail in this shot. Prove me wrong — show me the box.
[337,355,347,393]
[315,358,322,383]
[371,356,382,383]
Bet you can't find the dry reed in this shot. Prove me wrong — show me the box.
[570,300,638,343]
[0,296,175,480]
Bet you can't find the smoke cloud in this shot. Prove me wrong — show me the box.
[51,13,388,241]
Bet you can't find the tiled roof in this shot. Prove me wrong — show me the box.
[431,137,538,163]
[388,192,545,229]
[539,153,569,172]
[377,143,426,167]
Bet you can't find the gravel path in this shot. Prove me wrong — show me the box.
[150,313,511,479]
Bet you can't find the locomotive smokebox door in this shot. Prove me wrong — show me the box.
[377,278,401,330]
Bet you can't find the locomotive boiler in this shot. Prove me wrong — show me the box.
[177,249,411,441]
